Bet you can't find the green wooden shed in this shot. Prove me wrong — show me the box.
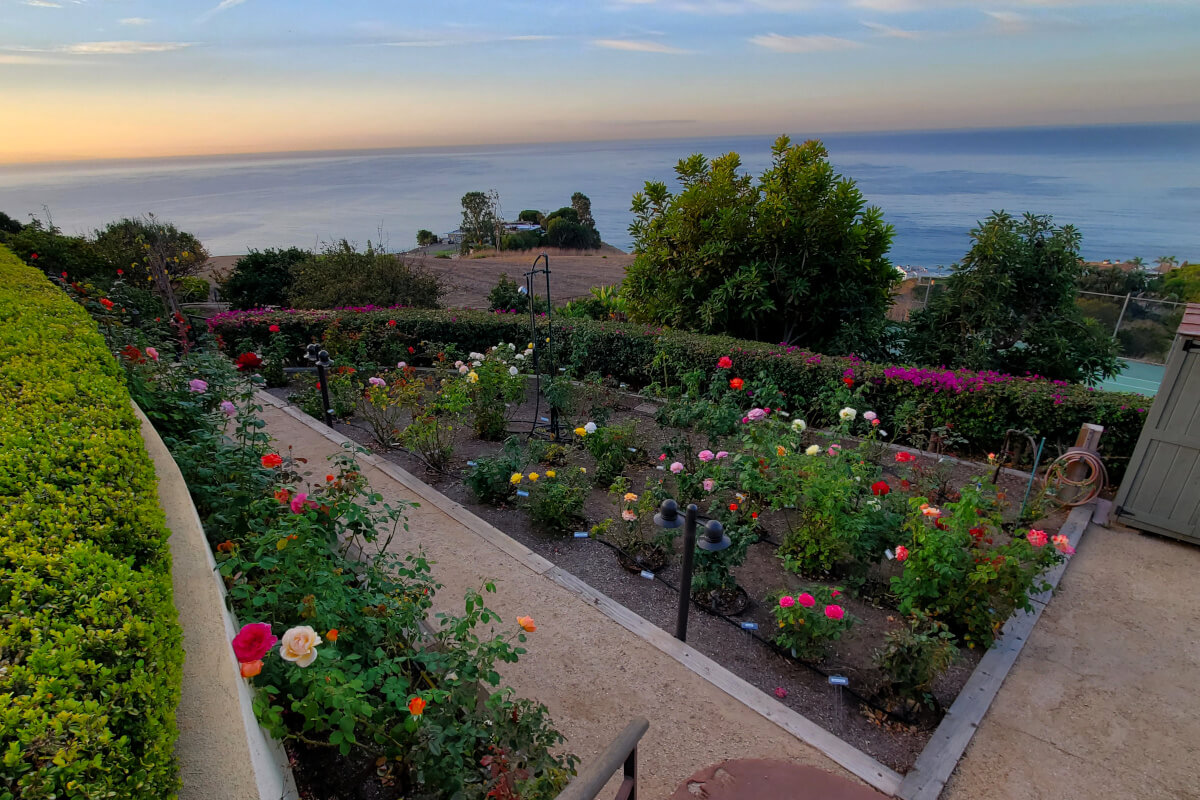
[1115,303,1200,544]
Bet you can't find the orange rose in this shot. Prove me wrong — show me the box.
[517,615,536,632]
[408,696,426,716]
[326,628,339,642]
[239,660,263,678]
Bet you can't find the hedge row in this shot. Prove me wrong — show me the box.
[0,246,182,800]
[210,306,1150,481]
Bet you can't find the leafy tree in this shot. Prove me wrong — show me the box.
[1160,261,1200,302]
[4,218,106,280]
[288,240,443,309]
[416,229,439,247]
[570,192,595,229]
[517,209,544,225]
[906,212,1119,384]
[622,136,896,350]
[223,247,310,309]
[460,191,499,248]
[544,206,579,226]
[0,211,22,238]
[546,218,600,250]
[1077,264,1156,296]
[1155,255,1178,272]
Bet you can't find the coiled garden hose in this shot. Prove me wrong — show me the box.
[1044,450,1108,507]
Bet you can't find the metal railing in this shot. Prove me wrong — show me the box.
[555,718,650,800]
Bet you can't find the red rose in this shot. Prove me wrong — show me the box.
[843,377,854,387]
[99,298,114,310]
[729,377,744,390]
[896,545,909,561]
[871,480,890,496]
[236,352,263,372]
[268,324,280,333]
[231,622,277,662]
[895,452,916,464]
[116,268,123,275]
[30,253,38,260]
[261,453,283,468]
[729,503,738,512]
[407,346,415,354]
[387,319,397,327]
[717,356,733,369]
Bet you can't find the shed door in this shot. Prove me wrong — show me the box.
[1116,340,1200,543]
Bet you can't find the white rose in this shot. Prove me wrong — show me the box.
[791,419,806,433]
[472,360,482,367]
[805,445,821,456]
[584,422,597,434]
[839,407,857,421]
[509,366,518,376]
[514,354,524,361]
[458,365,469,375]
[279,625,322,668]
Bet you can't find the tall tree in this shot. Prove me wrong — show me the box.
[622,136,896,351]
[907,212,1119,384]
[570,192,595,229]
[460,191,499,247]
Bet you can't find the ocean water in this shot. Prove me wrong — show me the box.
[1,123,1197,268]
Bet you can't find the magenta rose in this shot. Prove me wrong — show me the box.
[232,622,277,662]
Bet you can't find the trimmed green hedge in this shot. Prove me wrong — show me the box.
[210,307,1151,480]
[0,246,182,800]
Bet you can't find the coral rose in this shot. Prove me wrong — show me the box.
[239,660,263,678]
[279,625,322,667]
[729,378,744,390]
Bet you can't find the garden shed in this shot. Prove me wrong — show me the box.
[1115,303,1200,545]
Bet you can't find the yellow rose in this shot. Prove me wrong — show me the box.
[546,470,556,478]
[528,472,539,482]
[279,625,322,667]
[574,427,587,437]
[623,492,638,502]
[509,472,523,485]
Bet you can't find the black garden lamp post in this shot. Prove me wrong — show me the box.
[305,343,334,427]
[522,253,560,441]
[655,499,729,642]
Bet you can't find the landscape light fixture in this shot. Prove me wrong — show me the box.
[304,343,334,427]
[654,500,729,641]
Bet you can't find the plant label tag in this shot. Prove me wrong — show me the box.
[885,549,895,560]
[656,465,665,471]
[516,490,530,498]
[627,447,637,453]
[466,460,477,467]
[829,675,849,686]
[573,531,589,538]
[558,367,567,372]
[639,570,654,579]
[740,622,759,631]
[540,416,549,422]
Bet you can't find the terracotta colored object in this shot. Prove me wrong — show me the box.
[669,759,887,800]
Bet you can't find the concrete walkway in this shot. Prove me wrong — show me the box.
[944,522,1200,800]
[257,401,881,798]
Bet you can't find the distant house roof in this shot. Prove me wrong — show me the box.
[1179,304,1200,339]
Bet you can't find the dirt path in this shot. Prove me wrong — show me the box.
[256,399,873,798]
[944,522,1200,800]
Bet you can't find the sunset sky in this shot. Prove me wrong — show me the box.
[2,0,1198,163]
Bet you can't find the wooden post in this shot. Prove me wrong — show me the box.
[1066,423,1104,485]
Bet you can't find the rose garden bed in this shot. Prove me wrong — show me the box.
[262,344,1074,774]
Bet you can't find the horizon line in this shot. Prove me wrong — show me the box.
[3,119,1198,169]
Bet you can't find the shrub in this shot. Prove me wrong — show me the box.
[208,307,1151,482]
[288,240,443,309]
[92,215,209,283]
[223,247,310,309]
[465,437,527,505]
[5,217,109,282]
[416,229,439,246]
[545,217,600,250]
[874,613,958,710]
[772,586,856,661]
[463,346,526,440]
[500,230,544,251]
[488,273,529,313]
[359,369,422,447]
[177,275,210,302]
[523,468,588,531]
[0,246,182,800]
[578,420,639,486]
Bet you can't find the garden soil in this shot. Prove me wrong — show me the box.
[256,402,876,798]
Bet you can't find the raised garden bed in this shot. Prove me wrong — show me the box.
[265,353,1072,775]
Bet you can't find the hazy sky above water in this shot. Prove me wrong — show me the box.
[1,0,1198,163]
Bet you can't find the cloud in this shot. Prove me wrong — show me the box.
[120,18,152,26]
[199,0,247,22]
[593,38,691,53]
[749,33,863,52]
[23,0,63,6]
[861,21,920,38]
[378,34,557,47]
[983,10,1032,33]
[0,53,70,64]
[61,41,193,54]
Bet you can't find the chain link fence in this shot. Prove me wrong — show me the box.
[1076,291,1186,365]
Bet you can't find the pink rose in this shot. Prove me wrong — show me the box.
[895,545,909,562]
[702,478,715,492]
[863,411,876,421]
[778,595,795,608]
[716,451,729,459]
[698,450,714,462]
[659,453,666,461]
[231,622,277,662]
[369,376,386,387]
[747,408,766,422]
[797,593,815,608]
[824,604,845,621]
[290,492,310,514]
[397,361,407,369]
[1051,533,1075,555]
[774,687,788,699]
[1027,529,1048,548]
[669,461,684,474]
[830,590,841,598]
[145,347,159,362]
[189,378,208,393]
[220,400,237,417]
